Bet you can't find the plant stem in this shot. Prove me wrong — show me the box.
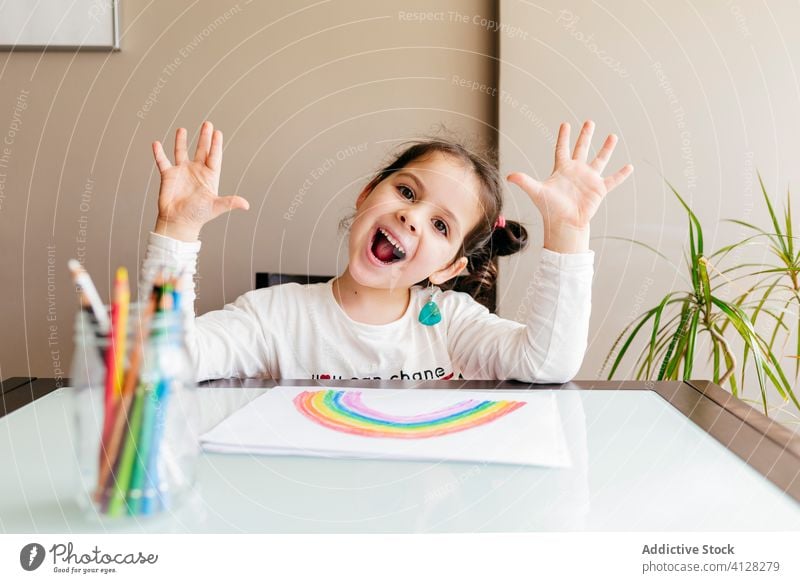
[708,326,736,385]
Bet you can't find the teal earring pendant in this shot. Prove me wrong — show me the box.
[418,286,442,326]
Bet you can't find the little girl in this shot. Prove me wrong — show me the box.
[142,121,632,382]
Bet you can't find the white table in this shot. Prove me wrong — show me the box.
[1,380,798,532]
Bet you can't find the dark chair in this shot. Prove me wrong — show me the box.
[255,272,333,289]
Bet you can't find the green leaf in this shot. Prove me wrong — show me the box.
[725,350,739,396]
[667,180,704,255]
[752,277,782,326]
[610,293,690,380]
[761,297,792,388]
[712,295,768,412]
[683,310,700,379]
[718,263,779,277]
[594,236,672,262]
[784,187,793,258]
[635,311,685,378]
[723,222,800,259]
[722,330,739,397]
[709,324,739,396]
[711,331,720,383]
[689,226,702,301]
[602,318,641,376]
[709,233,767,262]
[666,326,691,380]
[726,218,769,236]
[647,295,673,378]
[763,360,787,402]
[796,315,800,381]
[698,258,713,319]
[606,308,658,379]
[759,308,790,332]
[658,305,692,380]
[758,171,788,257]
[765,347,798,408]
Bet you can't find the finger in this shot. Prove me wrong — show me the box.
[207,130,223,171]
[572,120,595,162]
[554,122,571,168]
[604,164,634,192]
[212,195,250,218]
[590,134,618,172]
[174,127,188,165]
[152,141,172,173]
[194,121,213,163]
[507,172,544,204]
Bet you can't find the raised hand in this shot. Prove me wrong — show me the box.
[152,121,249,242]
[507,120,633,253]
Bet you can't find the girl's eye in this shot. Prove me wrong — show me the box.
[397,185,414,200]
[433,219,448,236]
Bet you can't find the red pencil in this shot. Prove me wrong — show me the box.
[100,272,123,447]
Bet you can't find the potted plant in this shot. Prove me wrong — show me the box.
[603,181,799,417]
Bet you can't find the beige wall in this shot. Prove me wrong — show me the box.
[9,0,798,424]
[0,0,497,379]
[499,1,800,421]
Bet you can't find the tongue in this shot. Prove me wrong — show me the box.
[373,234,396,262]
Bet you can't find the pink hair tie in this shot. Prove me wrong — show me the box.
[494,215,506,229]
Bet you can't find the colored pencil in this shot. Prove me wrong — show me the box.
[140,377,170,515]
[112,267,130,400]
[67,259,110,334]
[105,382,147,517]
[94,281,159,502]
[140,284,176,515]
[99,284,121,459]
[74,285,106,363]
[125,381,158,515]
[119,285,158,400]
[97,268,129,492]
[93,272,184,516]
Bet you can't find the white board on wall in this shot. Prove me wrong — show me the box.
[0,0,119,50]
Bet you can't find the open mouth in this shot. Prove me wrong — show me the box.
[370,227,407,264]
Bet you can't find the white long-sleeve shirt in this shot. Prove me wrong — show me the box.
[140,232,594,383]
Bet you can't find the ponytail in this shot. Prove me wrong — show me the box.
[441,219,528,313]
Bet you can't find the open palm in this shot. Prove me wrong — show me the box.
[508,121,632,231]
[153,121,248,241]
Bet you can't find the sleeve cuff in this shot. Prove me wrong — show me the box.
[539,248,595,270]
[149,231,202,254]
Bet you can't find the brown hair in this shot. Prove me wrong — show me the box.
[345,137,528,312]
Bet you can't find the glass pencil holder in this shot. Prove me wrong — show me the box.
[71,304,199,520]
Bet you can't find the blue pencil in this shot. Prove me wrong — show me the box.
[141,377,171,515]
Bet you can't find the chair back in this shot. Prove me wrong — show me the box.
[255,272,333,289]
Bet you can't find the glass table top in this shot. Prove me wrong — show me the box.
[1,386,798,532]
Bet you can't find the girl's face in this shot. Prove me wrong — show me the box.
[348,152,484,290]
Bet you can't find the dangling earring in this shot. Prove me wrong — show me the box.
[418,283,442,326]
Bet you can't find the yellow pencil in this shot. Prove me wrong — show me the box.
[112,267,129,399]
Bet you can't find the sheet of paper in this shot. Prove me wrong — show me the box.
[200,386,572,468]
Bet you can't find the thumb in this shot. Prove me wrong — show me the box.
[212,195,250,218]
[507,172,544,203]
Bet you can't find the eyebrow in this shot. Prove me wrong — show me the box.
[395,171,461,233]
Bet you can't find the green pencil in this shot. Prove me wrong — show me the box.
[106,383,147,517]
[125,382,158,515]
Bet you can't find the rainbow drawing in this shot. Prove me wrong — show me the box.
[293,390,526,439]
